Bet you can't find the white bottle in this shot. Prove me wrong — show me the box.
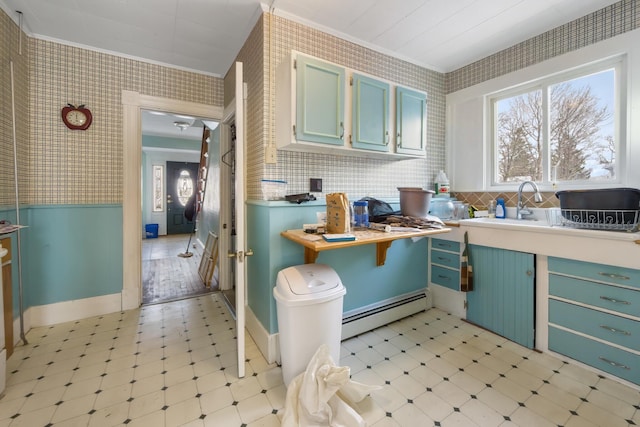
[435,170,450,197]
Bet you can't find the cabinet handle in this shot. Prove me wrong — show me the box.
[437,275,450,281]
[598,272,630,280]
[598,357,630,370]
[600,325,631,335]
[385,131,389,145]
[437,257,450,262]
[340,122,344,139]
[600,296,631,305]
[397,132,401,147]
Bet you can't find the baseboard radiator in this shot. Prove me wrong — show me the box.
[341,289,432,340]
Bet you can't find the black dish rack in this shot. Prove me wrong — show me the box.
[553,188,640,232]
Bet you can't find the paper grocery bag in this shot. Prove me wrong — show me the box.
[326,193,351,233]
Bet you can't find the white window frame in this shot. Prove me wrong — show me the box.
[486,54,627,191]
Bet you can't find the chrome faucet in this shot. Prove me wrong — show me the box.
[517,181,543,220]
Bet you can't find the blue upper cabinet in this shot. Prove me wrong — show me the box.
[295,55,345,146]
[276,51,427,159]
[396,86,427,155]
[351,73,390,152]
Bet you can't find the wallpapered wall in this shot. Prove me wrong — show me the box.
[447,0,639,93]
[0,7,225,207]
[3,1,639,206]
[0,9,28,207]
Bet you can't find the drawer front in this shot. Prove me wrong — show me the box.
[431,249,459,269]
[431,238,460,253]
[549,257,640,289]
[549,299,640,351]
[549,326,640,385]
[431,265,459,291]
[549,274,640,317]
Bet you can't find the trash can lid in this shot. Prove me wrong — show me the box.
[276,264,343,296]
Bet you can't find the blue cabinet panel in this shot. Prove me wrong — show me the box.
[549,274,640,317]
[352,73,390,152]
[549,299,640,351]
[296,55,345,146]
[549,326,640,385]
[396,86,426,155]
[549,257,640,289]
[431,265,459,290]
[431,238,460,252]
[431,249,459,269]
[466,245,534,348]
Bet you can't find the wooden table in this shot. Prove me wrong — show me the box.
[281,227,451,266]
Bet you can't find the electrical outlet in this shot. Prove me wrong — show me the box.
[265,145,277,164]
[310,178,322,192]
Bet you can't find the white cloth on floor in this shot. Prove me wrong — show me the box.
[282,344,382,427]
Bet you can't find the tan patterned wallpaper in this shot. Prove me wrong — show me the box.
[27,40,224,205]
[1,5,224,207]
[0,8,29,207]
[447,0,639,93]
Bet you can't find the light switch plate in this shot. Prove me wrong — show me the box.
[265,145,277,164]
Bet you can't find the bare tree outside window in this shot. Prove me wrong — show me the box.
[495,68,615,184]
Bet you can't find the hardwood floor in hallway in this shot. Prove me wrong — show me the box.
[142,234,218,305]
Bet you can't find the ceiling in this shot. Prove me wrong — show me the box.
[0,0,620,138]
[141,110,218,141]
[1,0,620,76]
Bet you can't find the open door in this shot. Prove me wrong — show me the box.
[220,62,248,378]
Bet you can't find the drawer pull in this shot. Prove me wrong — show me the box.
[598,272,630,280]
[600,325,631,335]
[437,257,451,261]
[598,357,630,370]
[600,296,631,305]
[437,275,450,281]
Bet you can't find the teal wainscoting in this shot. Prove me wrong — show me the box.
[24,205,123,307]
[246,200,428,335]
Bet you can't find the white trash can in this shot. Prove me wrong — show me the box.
[274,264,346,386]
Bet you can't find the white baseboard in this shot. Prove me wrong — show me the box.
[245,305,279,364]
[429,283,466,318]
[27,293,123,328]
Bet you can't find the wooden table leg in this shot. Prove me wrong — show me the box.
[376,241,393,266]
[304,248,319,264]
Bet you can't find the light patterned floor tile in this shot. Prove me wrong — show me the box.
[1,298,639,427]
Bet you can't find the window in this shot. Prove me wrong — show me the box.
[491,56,624,187]
[177,169,194,206]
[152,165,164,212]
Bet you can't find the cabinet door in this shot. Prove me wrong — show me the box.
[466,245,535,348]
[351,73,389,152]
[395,86,426,155]
[296,55,345,146]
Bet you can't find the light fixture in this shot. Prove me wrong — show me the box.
[174,121,190,131]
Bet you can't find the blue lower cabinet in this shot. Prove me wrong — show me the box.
[549,326,640,385]
[431,265,459,290]
[549,299,640,351]
[466,245,535,348]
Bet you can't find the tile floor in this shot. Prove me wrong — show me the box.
[0,294,639,426]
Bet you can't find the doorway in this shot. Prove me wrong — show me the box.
[140,110,219,305]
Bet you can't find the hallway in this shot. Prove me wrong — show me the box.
[142,234,217,305]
